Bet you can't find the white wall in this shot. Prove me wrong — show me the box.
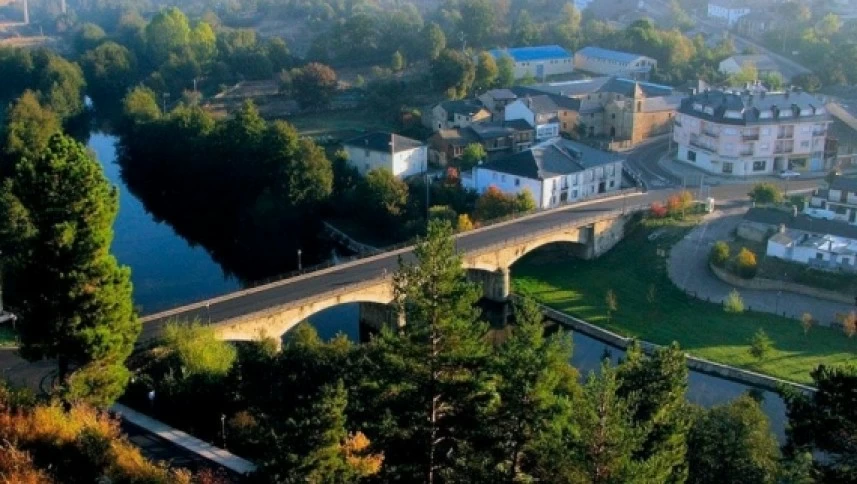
[393,147,428,178]
[471,167,546,208]
[512,58,574,80]
[536,123,560,140]
[707,4,750,26]
[346,146,427,179]
[573,53,656,76]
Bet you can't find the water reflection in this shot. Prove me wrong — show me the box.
[89,133,240,313]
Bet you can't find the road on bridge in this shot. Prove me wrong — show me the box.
[139,179,821,341]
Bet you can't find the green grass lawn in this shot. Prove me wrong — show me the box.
[286,109,397,139]
[512,218,857,385]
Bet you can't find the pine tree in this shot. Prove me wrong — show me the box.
[487,297,577,481]
[616,342,690,483]
[368,219,490,483]
[575,362,645,483]
[0,134,138,406]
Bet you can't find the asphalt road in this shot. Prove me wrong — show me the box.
[140,179,821,341]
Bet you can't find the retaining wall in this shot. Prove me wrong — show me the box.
[709,263,853,305]
[521,296,816,394]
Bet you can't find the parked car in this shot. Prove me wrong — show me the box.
[779,170,800,178]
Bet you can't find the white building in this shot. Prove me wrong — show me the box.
[768,229,857,270]
[461,138,624,209]
[806,176,857,225]
[707,0,751,26]
[573,47,657,80]
[488,45,574,81]
[504,95,576,141]
[674,89,832,177]
[718,54,782,79]
[343,132,427,179]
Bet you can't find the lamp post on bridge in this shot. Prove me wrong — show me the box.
[297,249,303,271]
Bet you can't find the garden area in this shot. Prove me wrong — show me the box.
[512,214,857,385]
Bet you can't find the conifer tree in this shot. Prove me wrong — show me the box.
[487,297,577,481]
[369,219,490,483]
[0,134,138,406]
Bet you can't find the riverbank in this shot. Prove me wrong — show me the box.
[512,217,857,385]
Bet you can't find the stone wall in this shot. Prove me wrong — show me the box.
[521,295,815,394]
[737,220,774,243]
[710,263,853,304]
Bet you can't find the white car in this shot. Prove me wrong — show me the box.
[779,170,800,178]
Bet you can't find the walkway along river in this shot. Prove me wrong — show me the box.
[90,132,789,442]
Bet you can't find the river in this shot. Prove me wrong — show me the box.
[89,132,788,441]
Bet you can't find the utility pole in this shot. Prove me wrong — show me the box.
[22,0,29,25]
[425,171,431,222]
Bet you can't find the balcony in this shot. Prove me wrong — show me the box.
[742,133,760,141]
[702,128,719,138]
[740,149,755,156]
[777,131,794,140]
[774,146,794,154]
[689,138,715,151]
[813,129,827,136]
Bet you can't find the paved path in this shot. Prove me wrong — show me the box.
[113,403,257,476]
[668,206,853,324]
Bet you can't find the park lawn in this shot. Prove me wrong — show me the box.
[512,219,857,385]
[286,109,397,139]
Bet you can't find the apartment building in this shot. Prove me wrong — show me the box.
[673,89,832,177]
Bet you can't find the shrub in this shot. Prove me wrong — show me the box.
[456,213,474,232]
[724,289,744,313]
[650,201,668,218]
[710,241,730,267]
[749,328,774,360]
[736,248,758,279]
[748,183,783,205]
[429,205,457,224]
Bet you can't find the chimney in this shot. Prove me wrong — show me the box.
[792,205,798,218]
[779,223,786,233]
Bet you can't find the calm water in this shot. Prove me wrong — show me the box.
[91,131,788,441]
[89,133,240,313]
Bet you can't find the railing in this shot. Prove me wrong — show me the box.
[742,134,760,141]
[464,201,650,259]
[689,139,714,151]
[740,149,755,156]
[144,190,653,323]
[702,128,719,137]
[196,187,644,295]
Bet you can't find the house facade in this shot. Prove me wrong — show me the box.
[343,132,427,179]
[461,138,624,209]
[427,122,535,166]
[718,55,782,79]
[426,100,491,131]
[573,47,657,80]
[488,45,573,81]
[744,207,857,271]
[707,0,750,26]
[806,176,857,225]
[523,77,679,145]
[504,96,563,141]
[674,89,831,177]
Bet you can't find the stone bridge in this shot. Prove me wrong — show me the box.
[139,201,643,344]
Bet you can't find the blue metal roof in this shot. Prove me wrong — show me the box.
[576,46,645,64]
[489,45,571,62]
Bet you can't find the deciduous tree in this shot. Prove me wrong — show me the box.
[291,62,338,109]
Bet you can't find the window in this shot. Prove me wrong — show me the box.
[609,180,615,188]
[515,178,520,187]
[801,141,810,148]
[501,175,506,182]
[563,122,567,129]
[611,113,616,119]
[365,163,370,170]
[365,149,370,157]
[753,160,766,172]
[687,150,697,162]
[816,252,824,260]
[722,162,733,174]
[761,128,771,135]
[492,172,498,180]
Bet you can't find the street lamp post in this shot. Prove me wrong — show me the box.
[220,414,227,449]
[297,249,303,271]
[161,92,170,114]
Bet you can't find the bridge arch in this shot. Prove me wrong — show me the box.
[213,279,395,342]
